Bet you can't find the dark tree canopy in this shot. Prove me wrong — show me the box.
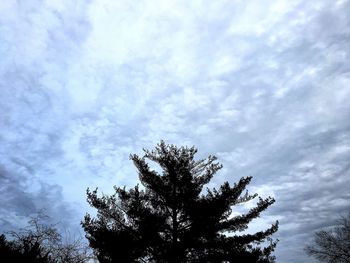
[82,141,278,263]
[0,215,92,263]
[305,212,350,263]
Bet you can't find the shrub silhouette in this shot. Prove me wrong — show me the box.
[0,215,92,263]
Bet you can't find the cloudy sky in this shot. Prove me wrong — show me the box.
[1,0,350,262]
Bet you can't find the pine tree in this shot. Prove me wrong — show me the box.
[82,141,278,263]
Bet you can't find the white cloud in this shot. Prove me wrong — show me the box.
[1,1,350,262]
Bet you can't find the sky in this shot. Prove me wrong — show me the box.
[0,0,350,262]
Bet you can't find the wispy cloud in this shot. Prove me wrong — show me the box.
[1,0,349,262]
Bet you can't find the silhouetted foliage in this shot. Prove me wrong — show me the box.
[305,212,350,263]
[82,141,278,263]
[0,215,93,263]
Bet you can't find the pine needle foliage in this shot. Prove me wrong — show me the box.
[82,141,278,263]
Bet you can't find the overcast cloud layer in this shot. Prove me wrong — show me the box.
[1,0,350,262]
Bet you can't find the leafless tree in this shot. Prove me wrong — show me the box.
[305,212,350,263]
[2,213,94,263]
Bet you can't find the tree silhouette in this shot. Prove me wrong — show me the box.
[82,141,278,263]
[0,215,92,263]
[305,212,350,263]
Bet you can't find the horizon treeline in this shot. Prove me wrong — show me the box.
[0,141,348,263]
